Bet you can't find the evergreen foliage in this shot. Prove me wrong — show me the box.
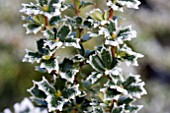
[3,0,146,113]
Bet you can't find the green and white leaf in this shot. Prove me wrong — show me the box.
[117,0,141,9]
[34,77,56,95]
[118,44,144,66]
[86,72,103,84]
[40,59,59,73]
[70,54,85,63]
[49,16,61,25]
[22,49,42,63]
[98,27,111,38]
[44,40,63,50]
[64,35,81,49]
[117,26,137,41]
[20,1,67,21]
[87,8,103,21]
[98,20,118,39]
[27,82,46,99]
[111,104,125,113]
[57,25,72,41]
[60,69,79,83]
[123,74,147,98]
[89,98,106,113]
[44,35,81,50]
[98,46,113,69]
[107,0,141,12]
[91,106,105,113]
[46,95,67,112]
[30,97,47,106]
[105,68,123,83]
[87,46,117,73]
[45,85,82,112]
[100,81,127,101]
[23,23,43,34]
[62,84,81,99]
[87,53,105,72]
[20,3,40,15]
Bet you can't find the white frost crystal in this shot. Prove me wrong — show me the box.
[86,72,103,84]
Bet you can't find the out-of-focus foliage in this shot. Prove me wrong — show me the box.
[0,0,170,113]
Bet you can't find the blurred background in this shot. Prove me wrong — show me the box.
[0,0,170,112]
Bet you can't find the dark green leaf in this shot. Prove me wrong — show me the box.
[60,58,73,72]
[76,96,85,104]
[40,58,59,73]
[60,69,79,83]
[100,47,112,69]
[79,44,85,56]
[84,19,93,28]
[123,55,136,61]
[123,76,136,87]
[27,24,40,30]
[57,25,71,41]
[63,87,77,98]
[86,72,102,84]
[46,29,55,40]
[28,51,42,59]
[36,77,56,95]
[37,39,49,55]
[111,107,122,113]
[118,96,134,105]
[111,58,118,68]
[28,85,46,98]
[38,0,48,6]
[88,54,105,72]
[125,105,140,112]
[49,0,59,12]
[75,16,83,25]
[107,21,116,34]
[106,88,121,98]
[71,54,85,63]
[46,95,65,112]
[125,85,142,93]
[49,16,61,26]
[54,77,66,90]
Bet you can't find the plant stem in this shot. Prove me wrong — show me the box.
[72,0,80,16]
[107,1,116,58]
[109,9,114,20]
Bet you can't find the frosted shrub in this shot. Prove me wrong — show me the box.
[3,0,147,112]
